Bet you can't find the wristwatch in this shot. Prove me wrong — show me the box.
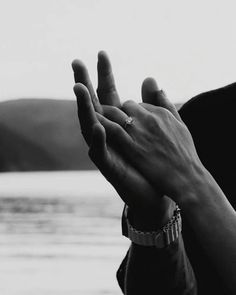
[122,205,182,248]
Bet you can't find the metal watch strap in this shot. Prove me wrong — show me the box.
[124,205,182,248]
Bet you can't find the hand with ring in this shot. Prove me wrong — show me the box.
[96,90,206,205]
[72,51,175,227]
[72,52,236,293]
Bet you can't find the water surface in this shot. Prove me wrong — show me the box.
[0,171,129,295]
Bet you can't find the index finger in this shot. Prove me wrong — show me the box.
[73,83,99,144]
[72,59,102,113]
[141,77,182,122]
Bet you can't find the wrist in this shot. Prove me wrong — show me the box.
[124,203,182,248]
[173,160,210,207]
[129,196,176,231]
[177,164,219,211]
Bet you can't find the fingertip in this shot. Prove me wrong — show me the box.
[73,83,89,97]
[142,77,161,92]
[71,59,79,71]
[97,50,111,69]
[73,82,82,93]
[98,50,108,60]
[91,123,106,152]
[71,59,85,71]
[122,99,137,110]
[142,77,165,105]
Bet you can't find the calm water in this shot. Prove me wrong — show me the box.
[0,171,129,295]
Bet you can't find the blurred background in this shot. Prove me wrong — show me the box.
[0,0,236,294]
[1,0,236,102]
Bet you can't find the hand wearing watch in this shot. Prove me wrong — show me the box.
[122,205,182,248]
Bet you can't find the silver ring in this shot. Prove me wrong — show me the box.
[124,116,134,129]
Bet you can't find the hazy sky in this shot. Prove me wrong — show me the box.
[0,0,236,103]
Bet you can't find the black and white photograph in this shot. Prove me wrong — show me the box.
[0,1,236,294]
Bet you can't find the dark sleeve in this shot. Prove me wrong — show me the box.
[117,82,236,295]
[116,209,197,295]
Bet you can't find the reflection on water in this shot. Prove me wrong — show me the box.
[0,171,129,295]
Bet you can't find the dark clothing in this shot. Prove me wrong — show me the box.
[117,83,236,295]
[118,223,197,294]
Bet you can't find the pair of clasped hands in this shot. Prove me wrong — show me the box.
[72,51,205,227]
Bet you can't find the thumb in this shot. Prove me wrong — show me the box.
[141,77,161,105]
[142,77,181,121]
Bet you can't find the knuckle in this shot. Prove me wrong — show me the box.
[122,100,135,111]
[97,82,116,96]
[123,99,134,107]
[155,107,169,120]
[107,105,118,114]
[99,65,112,78]
[146,114,160,130]
[155,106,165,115]
[113,123,124,136]
[161,108,173,123]
[103,105,119,118]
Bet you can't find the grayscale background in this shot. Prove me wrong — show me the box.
[0,0,236,294]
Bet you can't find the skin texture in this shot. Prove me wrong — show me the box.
[72,51,175,227]
[73,52,204,205]
[96,99,205,203]
[72,52,236,292]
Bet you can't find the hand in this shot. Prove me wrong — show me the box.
[72,52,175,227]
[72,51,121,145]
[97,87,205,204]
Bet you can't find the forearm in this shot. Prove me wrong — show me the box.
[130,196,176,230]
[118,201,197,295]
[123,235,197,295]
[180,167,236,294]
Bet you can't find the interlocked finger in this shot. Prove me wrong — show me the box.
[96,112,135,148]
[72,59,102,113]
[102,105,135,134]
[97,51,121,107]
[122,100,146,118]
[141,77,181,121]
[74,83,99,144]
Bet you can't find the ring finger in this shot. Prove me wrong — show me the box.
[102,105,135,133]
